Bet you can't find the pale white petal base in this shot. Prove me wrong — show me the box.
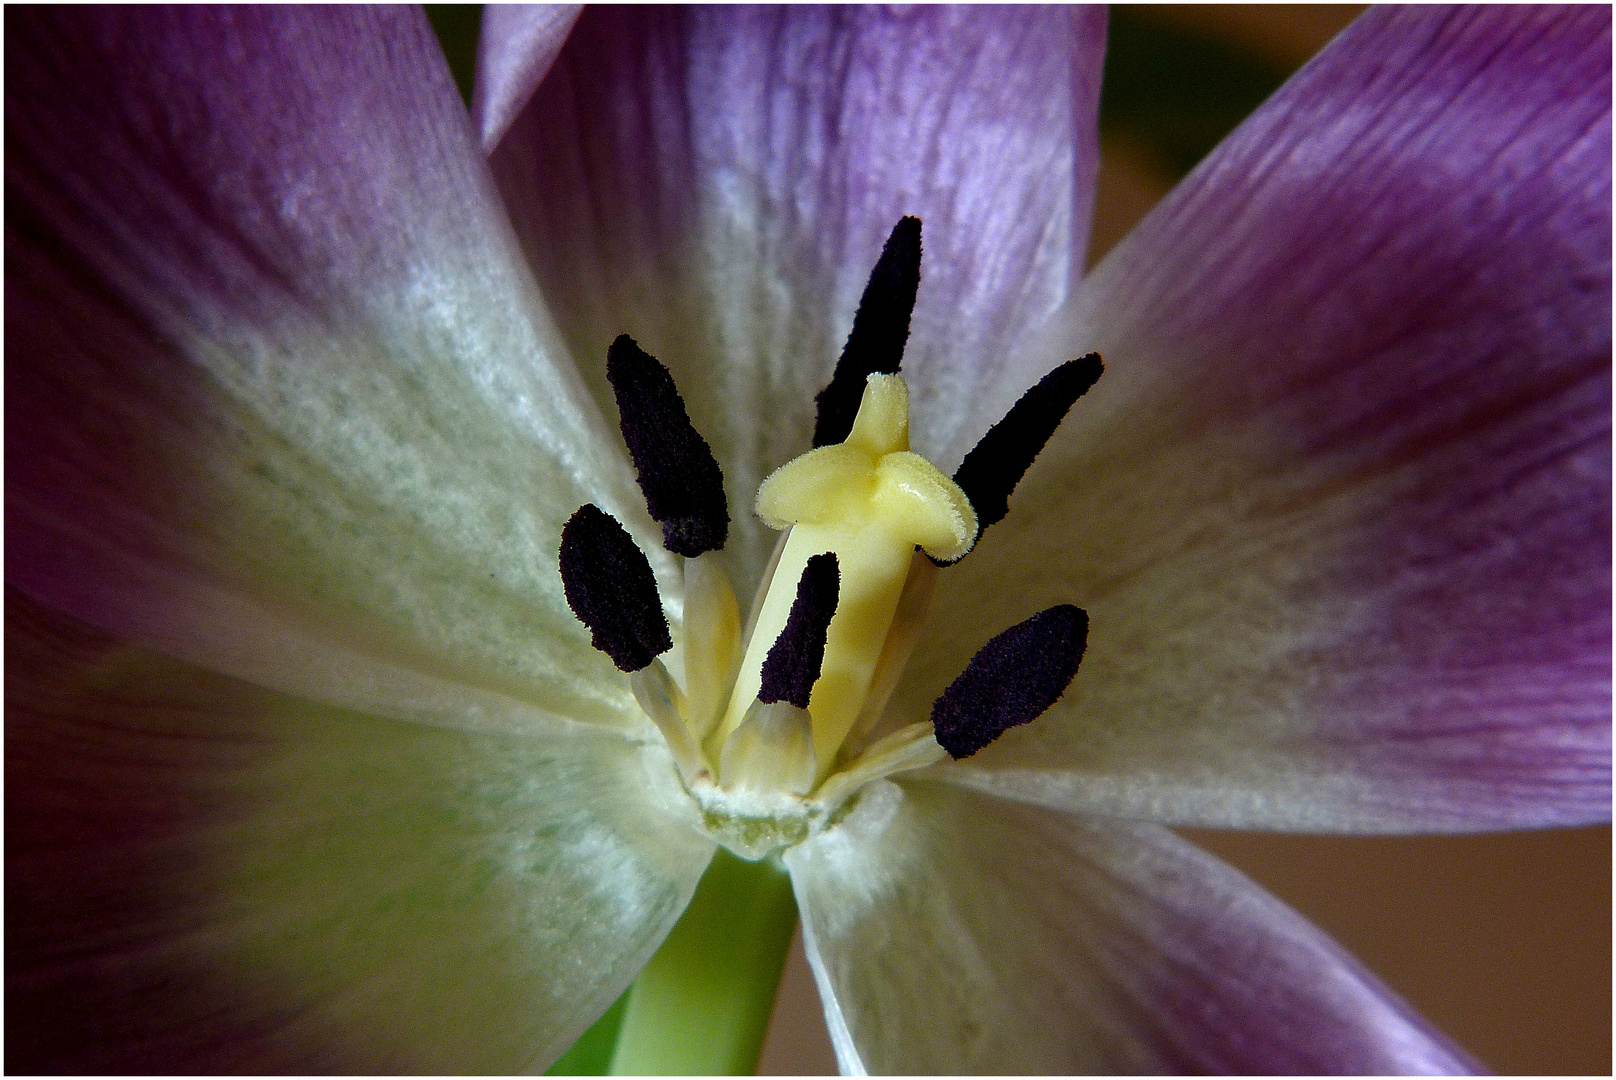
[785,778,1476,1074]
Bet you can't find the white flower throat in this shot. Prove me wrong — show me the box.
[559,217,1100,859]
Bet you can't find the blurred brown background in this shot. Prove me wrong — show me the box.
[758,7,1612,1075]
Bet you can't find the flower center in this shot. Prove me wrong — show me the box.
[558,217,1101,859]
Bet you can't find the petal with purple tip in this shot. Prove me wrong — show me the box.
[474,4,583,152]
[5,592,713,1073]
[896,5,1611,832]
[6,7,662,731]
[786,778,1478,1074]
[489,6,1107,583]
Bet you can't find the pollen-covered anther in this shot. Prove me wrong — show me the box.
[558,504,672,672]
[606,333,729,557]
[944,352,1103,562]
[931,604,1089,759]
[758,553,840,709]
[813,216,922,448]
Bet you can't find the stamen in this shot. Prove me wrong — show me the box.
[559,504,672,672]
[930,604,1088,759]
[630,659,709,784]
[814,721,947,811]
[606,334,729,556]
[758,552,840,709]
[720,700,818,796]
[947,353,1104,558]
[680,554,741,740]
[813,216,923,447]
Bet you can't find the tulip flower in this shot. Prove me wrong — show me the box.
[7,5,1608,1075]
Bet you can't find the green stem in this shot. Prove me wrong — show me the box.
[607,849,800,1075]
[548,989,632,1075]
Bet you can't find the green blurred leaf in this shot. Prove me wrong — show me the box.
[425,4,482,108]
[1099,11,1289,178]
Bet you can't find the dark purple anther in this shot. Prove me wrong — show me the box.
[813,217,923,447]
[931,605,1088,758]
[607,334,729,557]
[559,504,672,672]
[758,553,841,708]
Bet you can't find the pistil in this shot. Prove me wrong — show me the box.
[715,373,975,776]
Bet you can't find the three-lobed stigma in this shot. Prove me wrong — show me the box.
[557,216,1103,858]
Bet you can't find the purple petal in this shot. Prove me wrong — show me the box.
[474,5,583,151]
[5,592,713,1072]
[894,6,1611,831]
[6,7,663,727]
[786,778,1478,1074]
[489,6,1106,585]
